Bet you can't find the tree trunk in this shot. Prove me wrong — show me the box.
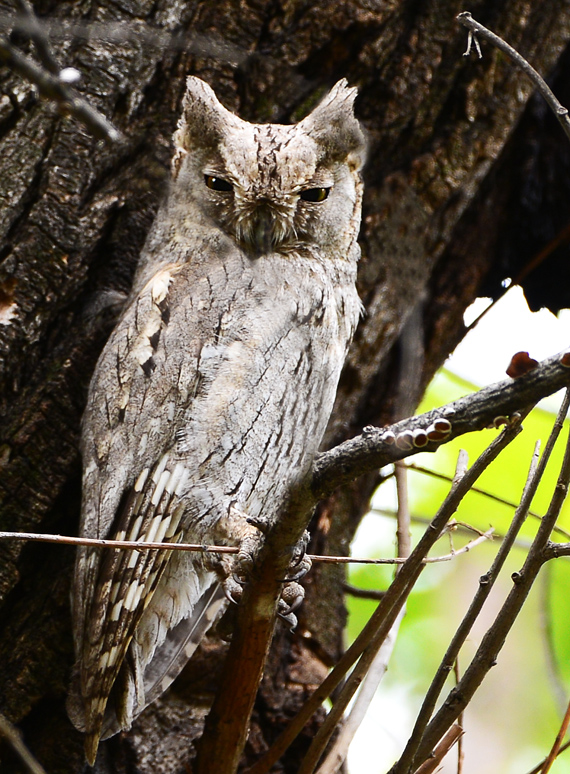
[1,1,569,772]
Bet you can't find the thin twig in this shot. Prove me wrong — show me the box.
[538,566,568,714]
[0,28,122,142]
[525,740,570,774]
[0,530,493,565]
[0,713,47,774]
[343,583,385,601]
[392,390,570,774]
[15,0,59,74]
[407,462,570,539]
[453,659,464,774]
[540,697,570,773]
[457,12,570,144]
[404,391,570,772]
[246,422,521,774]
[412,725,463,774]
[312,464,413,774]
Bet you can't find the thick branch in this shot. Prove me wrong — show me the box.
[312,351,570,499]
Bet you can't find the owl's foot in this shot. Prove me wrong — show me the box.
[223,574,246,605]
[277,580,305,629]
[219,515,310,630]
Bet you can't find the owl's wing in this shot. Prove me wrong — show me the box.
[70,264,229,762]
[73,454,190,758]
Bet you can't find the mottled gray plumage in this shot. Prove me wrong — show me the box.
[68,76,365,764]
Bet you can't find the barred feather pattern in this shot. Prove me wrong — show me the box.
[68,76,365,765]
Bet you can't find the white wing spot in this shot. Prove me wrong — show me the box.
[134,468,150,492]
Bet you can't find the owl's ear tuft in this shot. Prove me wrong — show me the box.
[173,77,241,156]
[300,80,366,169]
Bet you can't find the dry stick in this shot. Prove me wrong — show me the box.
[453,659,464,774]
[15,0,60,74]
[413,725,463,774]
[0,530,492,566]
[302,457,469,774]
[539,566,568,714]
[457,12,570,145]
[391,391,570,774]
[0,33,122,142]
[245,423,521,774]
[526,741,570,774]
[541,697,570,774]
[408,396,570,772]
[0,713,47,774]
[312,463,414,774]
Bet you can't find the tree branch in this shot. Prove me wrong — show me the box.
[457,12,570,144]
[0,8,123,143]
[246,424,521,774]
[405,393,570,771]
[0,713,47,774]
[312,351,570,500]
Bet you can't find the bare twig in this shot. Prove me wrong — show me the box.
[0,530,493,566]
[14,0,59,74]
[0,7,122,143]
[316,609,406,774]
[403,391,570,772]
[0,713,47,774]
[246,423,521,774]
[312,464,412,774]
[343,583,385,601]
[407,462,570,539]
[412,725,463,774]
[457,12,570,144]
[453,660,464,774]
[392,390,570,774]
[541,697,570,773]
[539,566,568,714]
[525,740,570,774]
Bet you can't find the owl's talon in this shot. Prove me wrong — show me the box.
[223,576,244,605]
[278,588,302,630]
[281,554,312,583]
[245,515,269,534]
[278,609,298,631]
[280,581,305,614]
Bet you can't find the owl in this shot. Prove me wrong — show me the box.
[68,76,366,764]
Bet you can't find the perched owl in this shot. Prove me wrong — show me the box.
[68,76,365,764]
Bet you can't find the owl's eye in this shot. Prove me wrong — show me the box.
[205,175,233,192]
[300,187,330,202]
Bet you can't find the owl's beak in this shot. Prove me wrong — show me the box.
[249,203,276,256]
[237,199,292,256]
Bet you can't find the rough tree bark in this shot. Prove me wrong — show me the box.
[1,1,569,772]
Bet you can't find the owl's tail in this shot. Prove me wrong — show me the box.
[68,579,227,764]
